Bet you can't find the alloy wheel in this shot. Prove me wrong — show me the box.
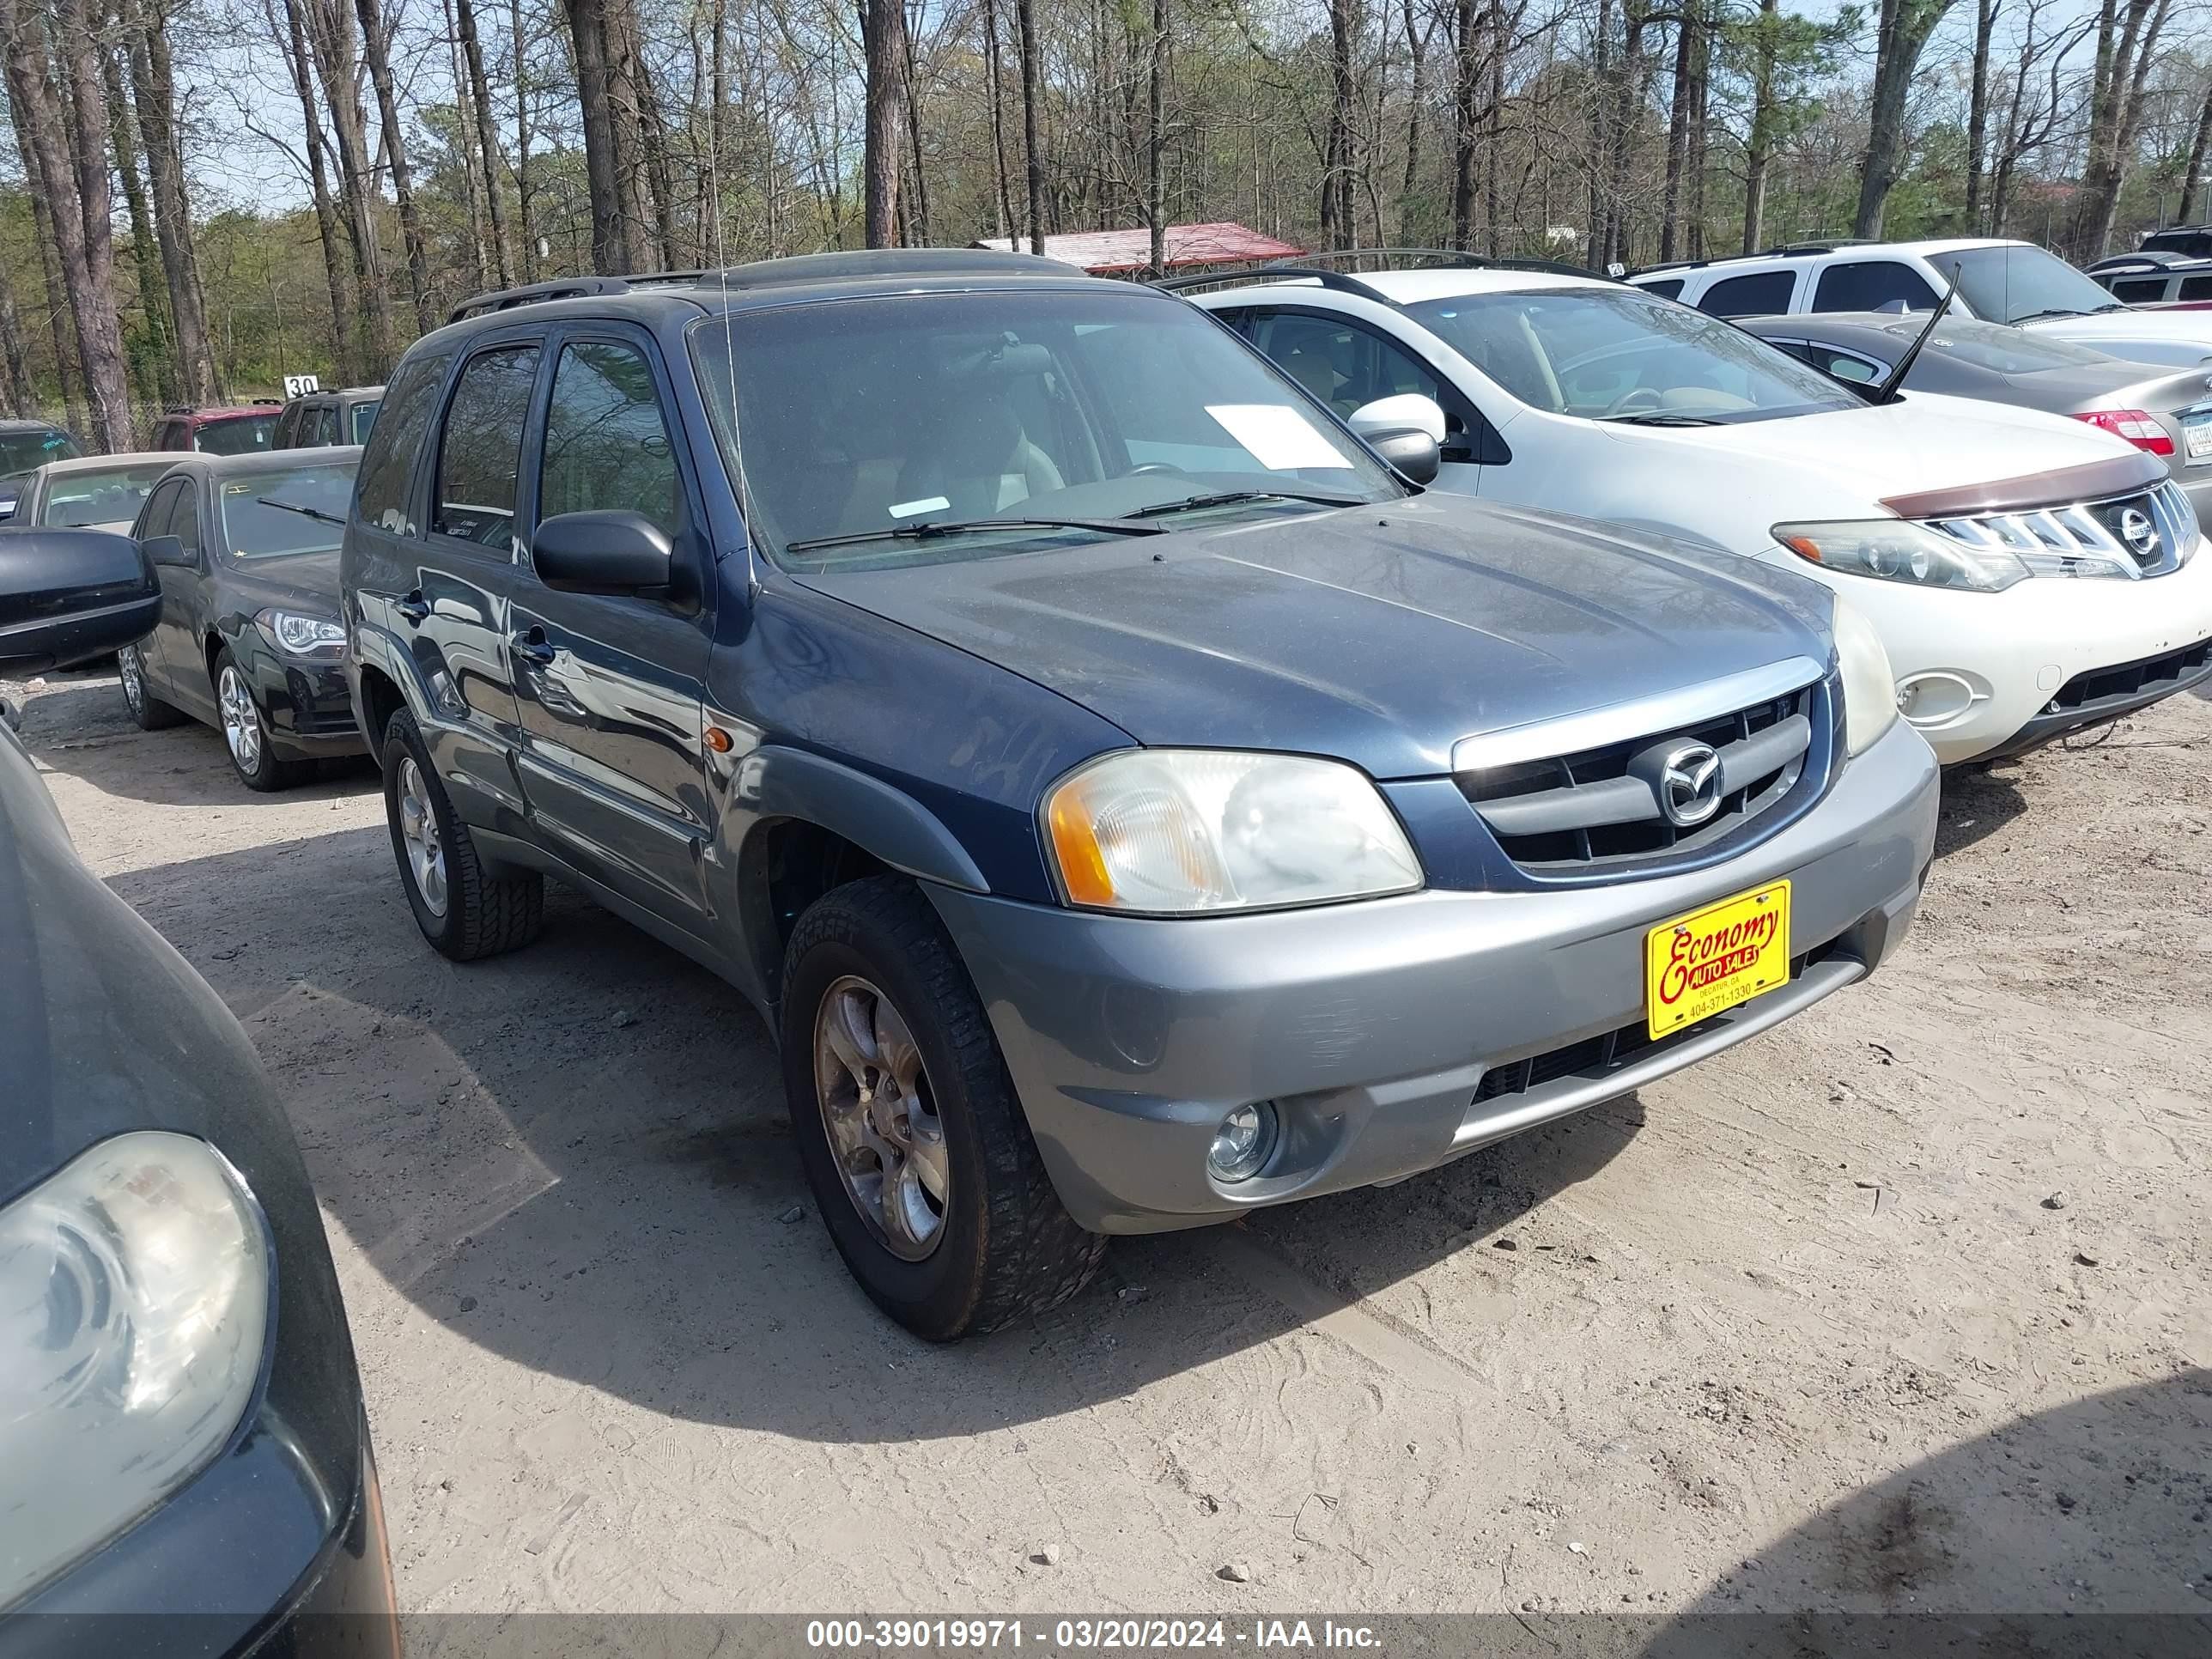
[217,665,261,774]
[812,975,950,1261]
[396,755,448,918]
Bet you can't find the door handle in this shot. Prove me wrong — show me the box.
[393,590,429,624]
[510,628,556,665]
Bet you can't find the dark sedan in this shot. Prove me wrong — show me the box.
[1740,310,2212,516]
[119,449,368,791]
[0,532,395,1653]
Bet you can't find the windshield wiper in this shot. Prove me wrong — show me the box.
[256,496,346,526]
[785,515,1165,554]
[1122,488,1363,520]
[2010,307,2087,325]
[1600,412,1721,427]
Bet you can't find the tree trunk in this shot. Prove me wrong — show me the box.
[102,43,174,407]
[563,0,624,271]
[304,0,396,374]
[1741,0,1777,252]
[1322,0,1357,249]
[861,0,906,246]
[512,0,538,279]
[983,0,1016,238]
[0,257,33,418]
[453,0,514,286]
[600,0,654,267]
[1397,0,1427,243]
[899,12,933,246]
[1659,9,1692,260]
[1449,0,1480,247]
[2181,81,2212,225]
[273,0,356,380]
[2077,0,2171,257]
[443,0,492,289]
[1854,0,1956,239]
[1963,0,1998,231]
[7,0,134,447]
[353,0,434,331]
[123,0,219,402]
[1146,0,1166,272]
[1017,0,1044,252]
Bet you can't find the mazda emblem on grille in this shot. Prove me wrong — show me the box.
[1658,742,1723,827]
[2118,507,2159,559]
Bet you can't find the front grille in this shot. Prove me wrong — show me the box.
[1459,677,1825,874]
[2051,635,2212,712]
[1470,939,1845,1105]
[1921,479,2197,579]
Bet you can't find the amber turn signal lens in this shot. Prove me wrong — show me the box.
[1046,793,1115,907]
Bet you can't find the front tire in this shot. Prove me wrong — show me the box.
[380,708,544,959]
[214,648,310,790]
[780,875,1106,1340]
[118,642,185,730]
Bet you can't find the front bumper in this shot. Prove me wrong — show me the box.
[1802,540,2212,765]
[242,638,366,761]
[4,1410,396,1659]
[928,717,1939,1235]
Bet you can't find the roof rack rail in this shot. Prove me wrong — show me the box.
[448,276,641,324]
[707,248,1080,289]
[1152,249,1610,295]
[1764,238,1874,255]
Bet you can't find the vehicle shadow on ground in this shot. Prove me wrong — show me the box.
[98,802,1652,1441]
[1934,767,2027,859]
[1640,1370,2212,1653]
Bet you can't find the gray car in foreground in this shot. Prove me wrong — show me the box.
[343,250,1940,1340]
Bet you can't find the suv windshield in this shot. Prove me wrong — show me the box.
[0,428,77,473]
[688,288,1399,568]
[219,462,356,557]
[198,412,281,456]
[40,463,172,527]
[1407,285,1859,423]
[1942,245,2122,324]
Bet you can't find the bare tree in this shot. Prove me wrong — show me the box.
[861,0,907,244]
[270,0,358,378]
[456,0,516,284]
[122,0,220,401]
[354,0,434,328]
[1853,0,1958,237]
[2181,78,2212,224]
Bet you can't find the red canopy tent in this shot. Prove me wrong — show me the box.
[971,222,1304,275]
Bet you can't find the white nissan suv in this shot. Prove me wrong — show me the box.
[1186,260,2212,765]
[1629,238,2212,369]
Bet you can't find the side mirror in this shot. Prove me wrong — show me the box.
[533,510,675,595]
[1348,393,1447,485]
[140,534,191,568]
[0,530,161,675]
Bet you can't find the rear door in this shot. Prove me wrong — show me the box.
[506,325,717,936]
[149,477,217,717]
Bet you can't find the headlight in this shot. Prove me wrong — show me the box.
[1832,598,1899,757]
[0,1132,269,1606]
[1042,750,1422,914]
[1774,519,2130,589]
[257,608,347,657]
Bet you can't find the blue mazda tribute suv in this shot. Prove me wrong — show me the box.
[342,249,1938,1340]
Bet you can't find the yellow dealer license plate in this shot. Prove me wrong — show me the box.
[1644,880,1790,1041]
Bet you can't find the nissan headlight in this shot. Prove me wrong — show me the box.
[1043,750,1422,914]
[1,1132,270,1606]
[1774,519,2130,589]
[1832,598,1898,757]
[257,608,347,658]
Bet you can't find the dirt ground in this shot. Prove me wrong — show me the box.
[11,665,2211,1620]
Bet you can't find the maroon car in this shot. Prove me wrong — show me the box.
[151,403,283,455]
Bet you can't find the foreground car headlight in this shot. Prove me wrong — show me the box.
[1774,519,2130,589]
[1832,598,1899,757]
[1043,750,1422,914]
[0,1132,269,1606]
[257,608,347,657]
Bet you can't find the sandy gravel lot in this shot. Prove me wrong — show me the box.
[11,665,2211,1622]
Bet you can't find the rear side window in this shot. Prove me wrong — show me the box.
[313,404,339,446]
[171,482,203,558]
[139,478,183,539]
[2112,277,2169,303]
[538,341,680,538]
[356,350,453,537]
[1641,278,1685,301]
[1813,261,1939,313]
[1698,270,1796,318]
[435,345,542,547]
[351,401,380,442]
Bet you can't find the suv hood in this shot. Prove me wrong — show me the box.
[796,495,1832,781]
[1600,391,2136,507]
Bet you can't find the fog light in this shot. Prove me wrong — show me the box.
[1207,1102,1278,1182]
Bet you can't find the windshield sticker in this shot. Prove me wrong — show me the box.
[1205,404,1351,471]
[889,495,951,520]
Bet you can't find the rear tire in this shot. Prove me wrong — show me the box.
[381,707,544,960]
[118,642,185,730]
[780,875,1106,1340]
[214,648,311,791]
